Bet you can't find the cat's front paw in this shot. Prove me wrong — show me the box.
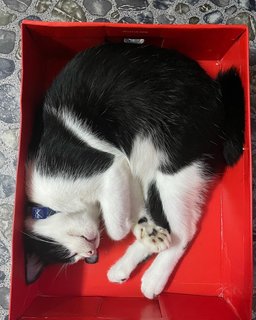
[133,219,171,253]
[141,268,168,299]
[107,260,131,283]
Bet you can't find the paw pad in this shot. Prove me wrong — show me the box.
[134,219,171,253]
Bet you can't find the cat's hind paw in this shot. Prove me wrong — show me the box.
[133,218,171,253]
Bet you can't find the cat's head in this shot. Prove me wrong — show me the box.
[24,208,100,283]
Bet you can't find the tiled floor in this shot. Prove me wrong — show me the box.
[0,0,255,319]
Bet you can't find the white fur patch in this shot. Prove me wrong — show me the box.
[129,136,167,196]
[48,107,122,157]
[156,161,207,238]
[26,163,103,213]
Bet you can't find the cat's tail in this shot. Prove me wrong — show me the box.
[217,67,245,166]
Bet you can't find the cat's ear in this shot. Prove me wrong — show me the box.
[25,253,45,284]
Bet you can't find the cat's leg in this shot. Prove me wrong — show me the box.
[108,194,171,283]
[141,161,209,299]
[107,240,151,283]
[100,158,134,241]
[128,135,172,252]
[133,181,172,253]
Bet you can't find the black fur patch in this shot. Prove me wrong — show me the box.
[217,68,245,166]
[138,217,148,224]
[24,232,75,265]
[32,112,114,178]
[146,182,170,232]
[149,228,158,237]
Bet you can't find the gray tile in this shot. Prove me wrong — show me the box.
[111,10,120,19]
[199,3,212,13]
[0,84,19,124]
[0,30,16,54]
[137,11,153,23]
[210,0,230,6]
[0,271,6,281]
[93,18,110,22]
[52,0,87,22]
[0,175,15,199]
[116,0,148,11]
[237,0,256,11]
[250,0,256,11]
[157,14,176,24]
[35,0,53,13]
[0,9,17,26]
[18,69,22,81]
[189,16,200,23]
[83,0,112,16]
[175,3,190,14]
[13,156,17,168]
[1,129,19,150]
[15,40,21,60]
[3,0,32,12]
[118,16,137,23]
[153,0,174,10]
[0,152,6,169]
[187,0,199,4]
[0,58,15,80]
[227,12,256,41]
[203,10,224,23]
[251,44,256,66]
[225,5,237,14]
[0,204,14,239]
[0,286,10,310]
[0,241,10,265]
[251,66,256,97]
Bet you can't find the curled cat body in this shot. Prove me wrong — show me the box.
[24,43,244,298]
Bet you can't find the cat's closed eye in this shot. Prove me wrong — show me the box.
[81,235,97,243]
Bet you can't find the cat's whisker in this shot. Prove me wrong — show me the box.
[64,263,70,279]
[54,264,66,282]
[21,230,56,245]
[99,226,105,234]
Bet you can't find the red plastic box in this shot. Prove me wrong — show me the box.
[10,21,252,320]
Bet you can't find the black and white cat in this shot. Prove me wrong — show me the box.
[24,43,244,298]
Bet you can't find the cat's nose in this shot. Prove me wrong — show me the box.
[85,252,98,264]
[87,250,95,256]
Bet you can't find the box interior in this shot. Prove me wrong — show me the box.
[10,22,251,320]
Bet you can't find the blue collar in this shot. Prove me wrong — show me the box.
[28,204,58,220]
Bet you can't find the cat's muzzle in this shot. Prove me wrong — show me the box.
[85,252,98,264]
